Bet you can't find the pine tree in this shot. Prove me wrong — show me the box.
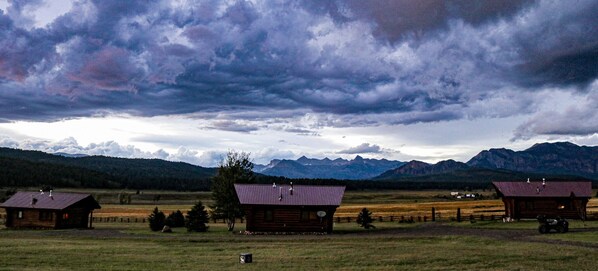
[148,207,166,231]
[211,151,254,231]
[166,210,186,227]
[357,208,375,229]
[186,201,210,232]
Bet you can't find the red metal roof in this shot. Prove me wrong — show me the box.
[493,181,592,198]
[234,184,345,206]
[0,191,101,210]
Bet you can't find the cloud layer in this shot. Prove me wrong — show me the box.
[0,0,597,140]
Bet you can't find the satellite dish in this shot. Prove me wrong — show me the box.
[316,211,326,218]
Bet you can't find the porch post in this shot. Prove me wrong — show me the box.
[89,211,93,228]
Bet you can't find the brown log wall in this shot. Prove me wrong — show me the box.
[244,205,337,233]
[507,197,588,219]
[5,208,57,229]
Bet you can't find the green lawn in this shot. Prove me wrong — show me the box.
[0,222,596,271]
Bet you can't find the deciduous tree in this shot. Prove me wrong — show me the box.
[211,151,254,231]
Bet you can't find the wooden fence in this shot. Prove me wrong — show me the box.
[1,212,597,225]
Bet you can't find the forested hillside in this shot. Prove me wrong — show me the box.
[0,148,215,190]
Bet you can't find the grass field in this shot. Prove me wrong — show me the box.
[0,221,597,271]
[1,189,597,270]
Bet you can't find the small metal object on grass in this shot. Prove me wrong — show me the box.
[240,253,252,263]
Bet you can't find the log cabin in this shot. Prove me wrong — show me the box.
[493,181,592,220]
[0,191,101,229]
[234,183,345,233]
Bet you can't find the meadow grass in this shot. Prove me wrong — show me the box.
[537,231,598,244]
[0,222,596,271]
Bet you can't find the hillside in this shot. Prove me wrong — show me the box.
[0,147,216,190]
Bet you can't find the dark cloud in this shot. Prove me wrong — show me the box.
[512,1,598,88]
[338,143,382,154]
[306,0,536,42]
[513,87,598,140]
[0,0,596,137]
[207,120,259,133]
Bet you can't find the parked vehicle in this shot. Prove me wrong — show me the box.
[537,215,568,233]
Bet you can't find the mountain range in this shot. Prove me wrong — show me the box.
[375,142,597,181]
[0,141,596,191]
[254,155,404,180]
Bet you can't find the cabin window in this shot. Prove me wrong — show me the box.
[62,213,70,220]
[301,210,318,221]
[300,210,310,221]
[525,201,534,210]
[556,200,571,210]
[264,210,273,222]
[309,211,317,221]
[39,211,53,221]
[17,210,23,219]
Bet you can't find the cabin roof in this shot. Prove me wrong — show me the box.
[234,184,345,206]
[0,191,101,210]
[492,181,592,198]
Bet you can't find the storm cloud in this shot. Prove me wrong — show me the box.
[0,0,597,139]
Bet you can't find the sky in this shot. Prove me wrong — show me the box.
[0,0,597,167]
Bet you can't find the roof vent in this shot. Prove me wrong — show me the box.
[289,182,294,196]
[272,182,276,188]
[31,196,38,206]
[542,178,546,187]
[526,178,530,183]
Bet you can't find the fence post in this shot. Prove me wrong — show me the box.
[432,207,436,222]
[378,216,383,222]
[457,208,461,222]
[390,216,394,222]
[424,216,427,222]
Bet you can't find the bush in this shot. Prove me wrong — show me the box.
[356,208,375,229]
[148,207,166,231]
[166,210,185,227]
[186,201,209,232]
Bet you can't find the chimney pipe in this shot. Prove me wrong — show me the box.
[289,182,294,195]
